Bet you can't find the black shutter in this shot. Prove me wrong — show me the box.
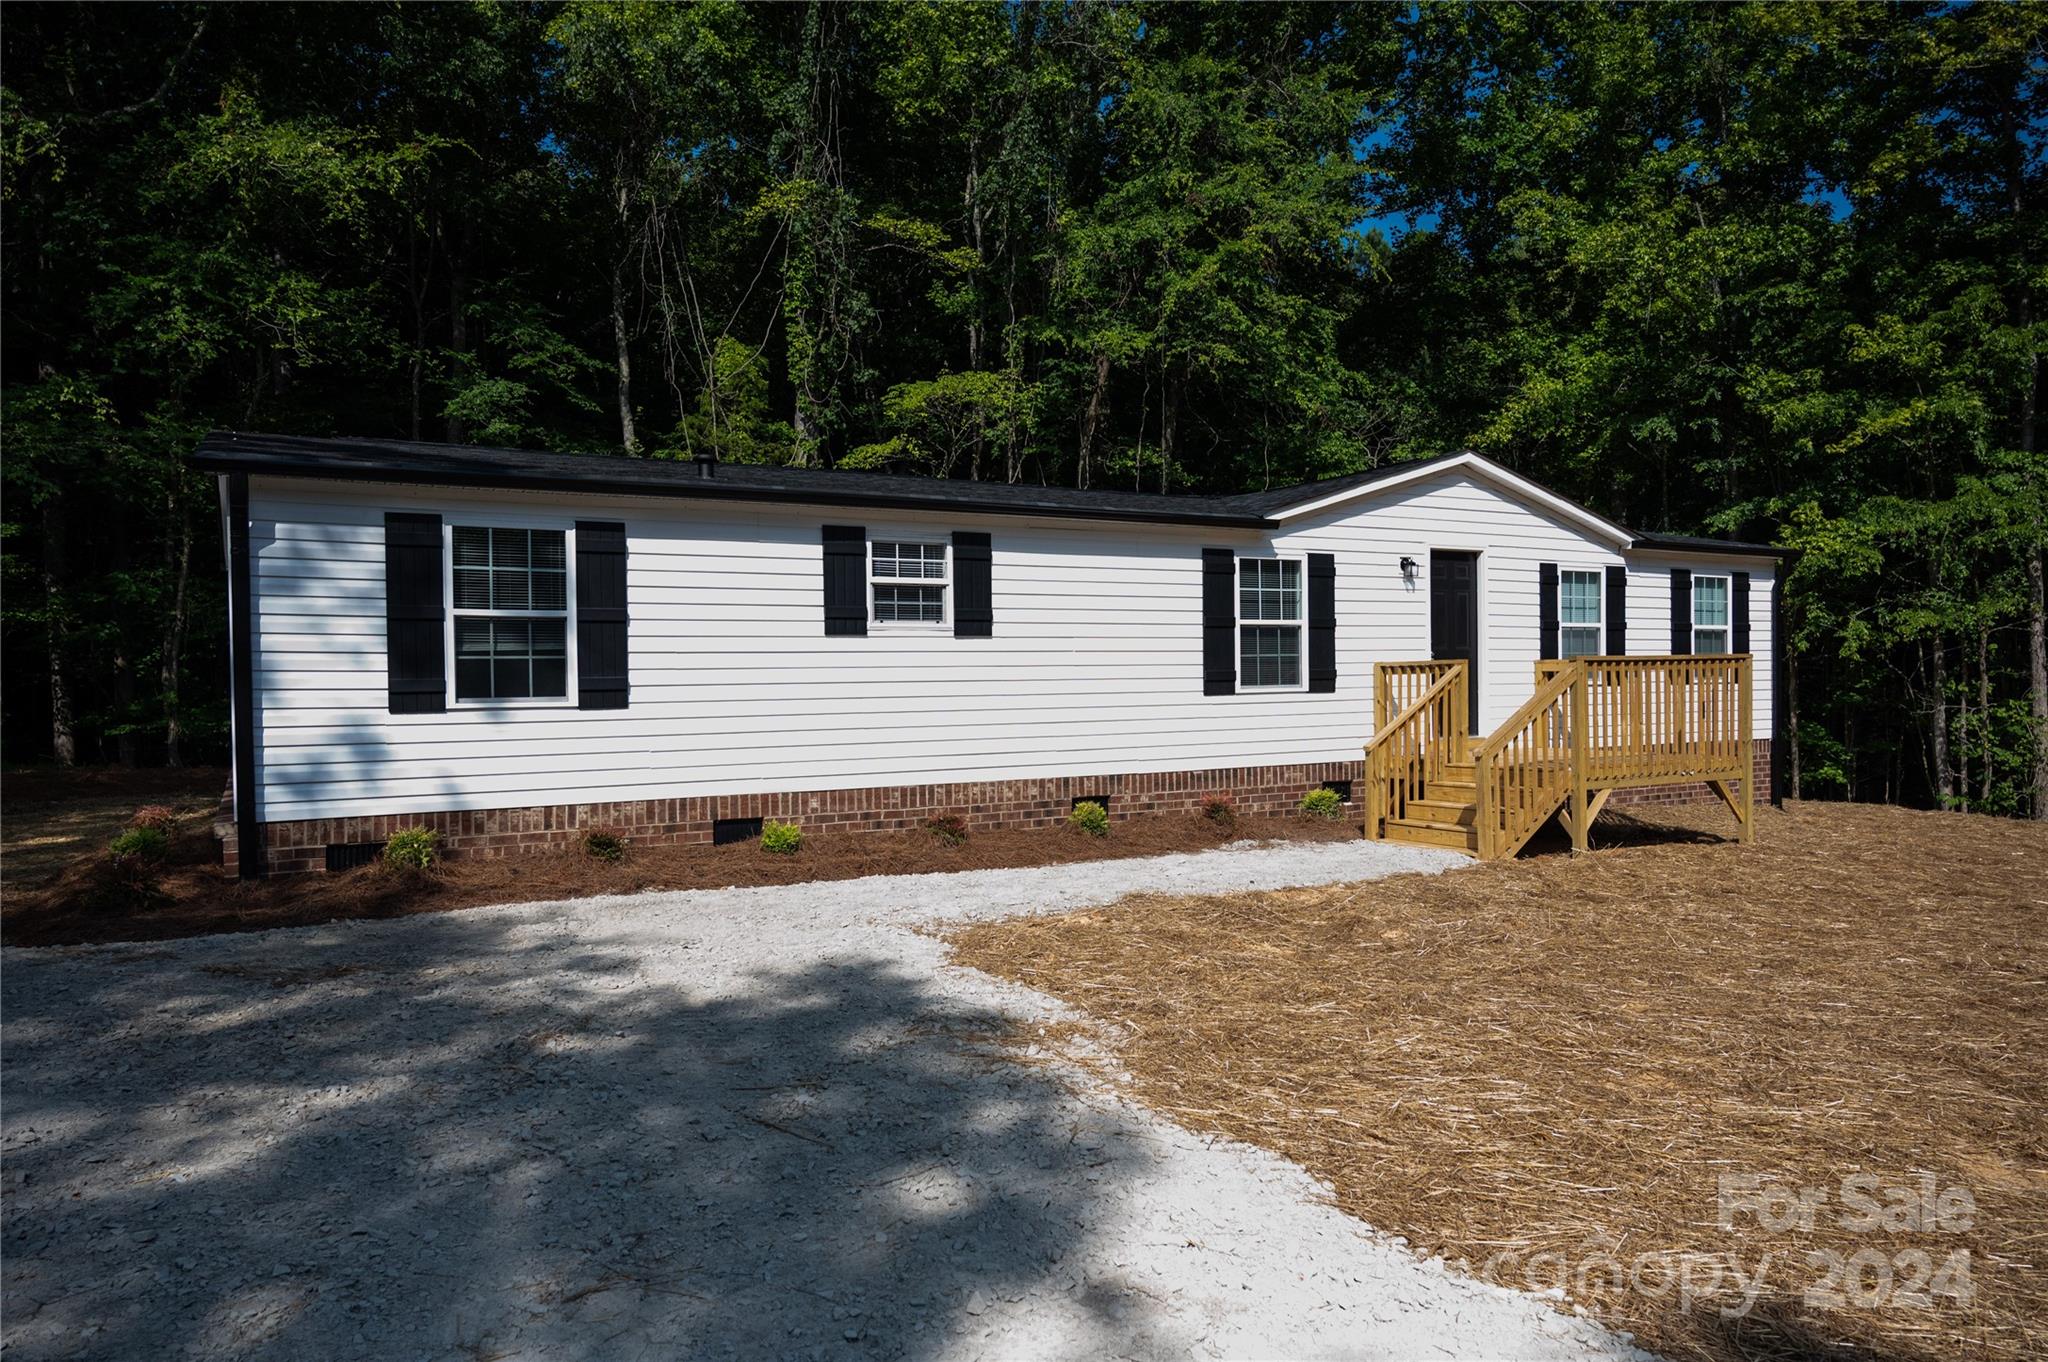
[1202,548,1235,695]
[1733,571,1752,654]
[1670,568,1693,653]
[1538,562,1560,661]
[385,512,446,714]
[1307,552,1336,693]
[953,531,992,637]
[1605,565,1628,655]
[823,525,867,636]
[576,520,629,709]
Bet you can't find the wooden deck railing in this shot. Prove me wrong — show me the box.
[1363,660,1468,838]
[1473,662,1582,859]
[1535,655,1752,785]
[1372,659,1465,732]
[1482,654,1755,856]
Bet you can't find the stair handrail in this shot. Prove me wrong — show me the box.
[1473,659,1586,860]
[1363,661,1468,838]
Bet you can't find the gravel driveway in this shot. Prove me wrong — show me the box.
[4,840,1651,1362]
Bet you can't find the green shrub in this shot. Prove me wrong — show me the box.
[108,825,169,864]
[925,813,969,846]
[1199,794,1236,826]
[1299,787,1344,819]
[384,826,439,870]
[581,827,629,863]
[761,819,802,854]
[1069,800,1109,838]
[129,805,178,834]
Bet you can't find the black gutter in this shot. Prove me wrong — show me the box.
[190,446,1277,530]
[226,473,263,879]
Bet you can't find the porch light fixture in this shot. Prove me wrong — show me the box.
[1399,555,1419,580]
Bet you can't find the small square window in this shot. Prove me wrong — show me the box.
[871,541,948,624]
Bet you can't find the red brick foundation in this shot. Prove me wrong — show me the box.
[223,742,1772,876]
[1605,739,1773,811]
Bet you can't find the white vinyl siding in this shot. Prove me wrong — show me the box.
[239,469,1777,823]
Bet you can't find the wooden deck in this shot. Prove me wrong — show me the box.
[1363,655,1754,858]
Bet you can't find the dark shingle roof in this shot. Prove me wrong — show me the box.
[189,431,1789,556]
[191,431,1281,527]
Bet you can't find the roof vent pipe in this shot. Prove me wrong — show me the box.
[694,448,717,479]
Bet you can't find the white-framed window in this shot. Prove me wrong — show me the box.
[1559,568,1603,658]
[871,540,948,625]
[1238,556,1303,688]
[450,525,572,702]
[1692,573,1731,653]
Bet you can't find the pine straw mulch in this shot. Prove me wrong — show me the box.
[2,797,1358,948]
[947,800,2048,1362]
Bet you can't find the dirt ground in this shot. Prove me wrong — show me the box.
[1,766,229,892]
[950,800,2048,1362]
[0,767,1357,948]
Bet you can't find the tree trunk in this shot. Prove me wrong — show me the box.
[1787,648,1802,800]
[1957,641,1971,814]
[1159,366,1177,494]
[1928,635,1951,808]
[445,238,470,444]
[611,258,639,455]
[2030,545,2047,819]
[42,500,75,767]
[160,488,193,766]
[1076,350,1110,490]
[1979,624,1992,808]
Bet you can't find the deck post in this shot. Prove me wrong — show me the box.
[1569,664,1590,854]
[1362,745,1381,840]
[1740,657,1756,844]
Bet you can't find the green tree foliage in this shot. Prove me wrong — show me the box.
[2,2,2041,817]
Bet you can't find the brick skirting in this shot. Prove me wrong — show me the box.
[1605,739,1773,811]
[222,741,1772,876]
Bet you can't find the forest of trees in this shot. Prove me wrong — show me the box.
[3,2,2042,815]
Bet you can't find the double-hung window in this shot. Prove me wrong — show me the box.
[1559,569,1603,658]
[1238,557,1302,688]
[1692,573,1731,654]
[871,540,947,624]
[451,525,569,701]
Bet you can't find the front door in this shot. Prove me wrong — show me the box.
[1430,551,1479,731]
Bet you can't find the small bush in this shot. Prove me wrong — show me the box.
[1069,800,1109,838]
[581,827,629,863]
[761,819,803,854]
[1199,793,1236,826]
[925,813,969,846]
[129,805,178,834]
[108,825,169,865]
[1299,787,1344,819]
[384,826,439,870]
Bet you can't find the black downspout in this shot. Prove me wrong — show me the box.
[227,473,263,878]
[1771,570,1787,808]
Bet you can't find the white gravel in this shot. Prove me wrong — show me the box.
[3,839,1653,1361]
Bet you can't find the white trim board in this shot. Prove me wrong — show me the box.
[1269,451,1636,549]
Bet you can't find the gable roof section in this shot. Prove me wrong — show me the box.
[191,431,1790,557]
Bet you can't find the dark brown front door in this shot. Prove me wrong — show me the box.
[1430,550,1479,731]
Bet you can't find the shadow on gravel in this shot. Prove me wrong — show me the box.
[2,915,1132,1360]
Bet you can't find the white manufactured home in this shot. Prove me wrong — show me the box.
[196,434,1787,875]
